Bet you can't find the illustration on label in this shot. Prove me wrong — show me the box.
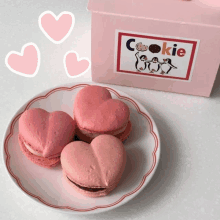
[115,31,199,81]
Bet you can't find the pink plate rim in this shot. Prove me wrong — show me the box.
[3,83,160,213]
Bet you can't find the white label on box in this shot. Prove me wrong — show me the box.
[115,30,200,81]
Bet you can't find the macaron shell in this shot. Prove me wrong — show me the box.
[19,108,76,158]
[61,135,126,194]
[76,120,132,143]
[74,85,130,132]
[19,135,60,168]
[90,135,126,187]
[61,141,104,187]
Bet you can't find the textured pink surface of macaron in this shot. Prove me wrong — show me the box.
[61,134,126,197]
[19,108,76,168]
[73,85,131,142]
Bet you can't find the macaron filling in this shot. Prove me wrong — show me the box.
[24,142,43,157]
[19,135,60,159]
[77,121,129,138]
[18,134,61,168]
[66,176,106,192]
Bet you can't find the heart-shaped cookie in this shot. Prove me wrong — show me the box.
[61,134,126,197]
[18,108,76,168]
[74,85,131,142]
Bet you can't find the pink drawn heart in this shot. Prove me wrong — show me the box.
[64,51,91,78]
[5,43,40,77]
[39,11,75,44]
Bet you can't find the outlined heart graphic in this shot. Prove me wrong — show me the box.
[39,11,75,44]
[5,43,40,77]
[64,51,91,78]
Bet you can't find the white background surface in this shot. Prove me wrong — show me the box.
[1,0,220,219]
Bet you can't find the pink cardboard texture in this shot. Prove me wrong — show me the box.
[88,0,220,97]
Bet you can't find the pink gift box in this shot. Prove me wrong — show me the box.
[88,0,220,97]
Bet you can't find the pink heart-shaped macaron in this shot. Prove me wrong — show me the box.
[61,135,126,197]
[74,86,131,142]
[19,108,76,168]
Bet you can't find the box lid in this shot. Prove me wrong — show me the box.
[88,0,220,27]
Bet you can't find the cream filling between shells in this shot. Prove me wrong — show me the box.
[79,122,128,138]
[24,142,43,157]
[66,176,106,192]
[23,140,60,158]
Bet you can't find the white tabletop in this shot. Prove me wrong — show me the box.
[1,0,220,219]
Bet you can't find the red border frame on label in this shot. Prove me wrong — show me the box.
[116,32,198,81]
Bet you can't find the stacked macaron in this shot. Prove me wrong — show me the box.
[60,134,126,197]
[74,85,132,143]
[18,108,76,168]
[18,85,131,197]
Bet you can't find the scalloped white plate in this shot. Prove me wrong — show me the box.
[3,83,160,214]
